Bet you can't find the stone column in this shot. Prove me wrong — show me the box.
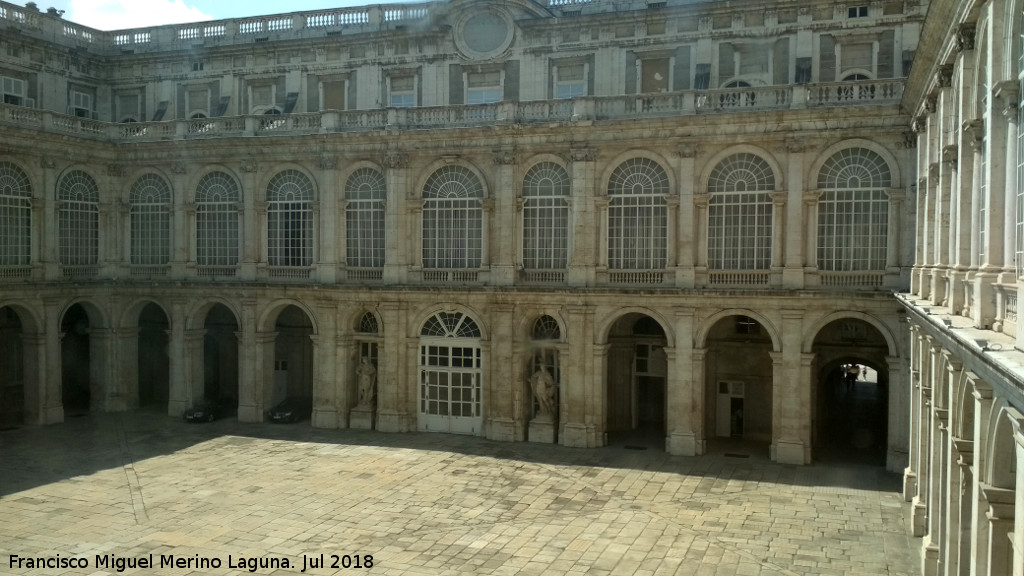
[996,81,1019,284]
[771,309,808,465]
[694,194,709,285]
[239,160,259,281]
[904,325,921,500]
[317,154,338,284]
[969,374,993,576]
[254,331,276,419]
[40,158,60,280]
[770,192,786,286]
[569,147,597,286]
[490,148,516,285]
[1012,416,1024,576]
[562,304,597,447]
[802,191,820,278]
[184,329,205,405]
[487,303,515,440]
[40,299,64,424]
[166,300,188,416]
[116,327,139,409]
[169,163,189,278]
[783,139,805,288]
[235,300,260,422]
[666,307,696,455]
[952,439,974,576]
[675,143,697,287]
[980,484,1015,576]
[886,354,909,472]
[19,333,44,425]
[376,301,409,432]
[382,150,409,284]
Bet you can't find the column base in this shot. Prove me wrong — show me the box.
[773,440,809,465]
[887,448,909,474]
[312,408,338,429]
[561,423,599,448]
[911,498,927,536]
[167,399,189,418]
[376,409,411,433]
[487,417,516,442]
[667,430,699,456]
[902,469,917,502]
[921,543,939,576]
[349,406,374,430]
[237,404,263,423]
[528,418,556,443]
[41,405,64,425]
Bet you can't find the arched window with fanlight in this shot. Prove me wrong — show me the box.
[707,153,775,271]
[195,171,241,270]
[129,174,172,267]
[418,311,483,435]
[522,162,570,272]
[422,166,483,270]
[267,170,314,268]
[345,168,386,270]
[0,162,31,267]
[607,158,669,270]
[816,148,892,272]
[57,170,99,267]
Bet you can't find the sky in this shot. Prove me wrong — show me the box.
[12,0,417,30]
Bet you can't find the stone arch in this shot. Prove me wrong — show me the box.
[0,158,39,200]
[339,159,387,189]
[801,310,898,355]
[59,298,109,329]
[186,298,243,331]
[186,165,245,202]
[413,158,491,199]
[602,309,672,444]
[118,297,173,331]
[595,306,675,348]
[259,164,320,201]
[699,144,785,192]
[695,309,780,352]
[0,303,41,426]
[258,299,319,334]
[984,403,1021,488]
[520,153,570,181]
[122,167,174,202]
[807,138,902,190]
[408,303,488,340]
[599,150,675,197]
[0,300,42,334]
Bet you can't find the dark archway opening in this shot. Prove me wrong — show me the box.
[61,304,91,415]
[811,319,889,466]
[270,305,313,422]
[605,314,667,448]
[203,304,239,412]
[137,303,170,407]
[0,307,25,429]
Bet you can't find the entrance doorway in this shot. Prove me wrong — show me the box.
[137,303,169,408]
[61,304,92,415]
[605,314,667,447]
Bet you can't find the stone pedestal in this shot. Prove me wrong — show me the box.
[774,440,808,465]
[350,406,374,430]
[528,417,556,443]
[667,431,699,456]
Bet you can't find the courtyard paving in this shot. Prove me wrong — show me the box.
[0,410,919,576]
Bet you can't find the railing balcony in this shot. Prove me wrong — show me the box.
[344,268,384,282]
[196,265,238,279]
[607,270,667,285]
[520,270,567,284]
[818,271,886,289]
[128,265,170,279]
[707,270,770,287]
[61,265,99,280]
[0,265,32,281]
[0,79,906,144]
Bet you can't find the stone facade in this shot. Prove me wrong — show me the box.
[0,0,921,473]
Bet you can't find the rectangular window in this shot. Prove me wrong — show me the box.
[389,75,416,107]
[321,79,346,110]
[71,90,93,118]
[117,93,140,122]
[2,76,25,106]
[848,5,868,18]
[467,70,502,105]
[555,63,586,99]
[249,83,276,113]
[640,58,670,93]
[186,87,210,117]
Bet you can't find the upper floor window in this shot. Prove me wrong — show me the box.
[467,70,502,105]
[555,63,586,99]
[522,162,570,270]
[2,76,30,107]
[129,174,172,266]
[389,75,416,108]
[57,170,99,266]
[639,57,670,93]
[345,168,386,269]
[320,76,348,111]
[195,171,241,267]
[607,158,669,270]
[848,5,868,18]
[70,89,93,118]
[707,153,775,270]
[422,166,483,269]
[817,148,892,271]
[0,162,31,266]
[267,170,314,267]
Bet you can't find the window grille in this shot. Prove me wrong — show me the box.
[0,162,31,265]
[532,315,561,340]
[422,166,483,269]
[195,171,241,267]
[817,148,891,271]
[420,312,481,338]
[419,312,482,419]
[357,312,379,334]
[345,168,386,268]
[522,162,570,270]
[57,170,99,266]
[129,174,172,266]
[607,158,669,270]
[707,154,775,270]
[267,170,313,267]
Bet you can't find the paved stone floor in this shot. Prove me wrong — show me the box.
[0,410,919,576]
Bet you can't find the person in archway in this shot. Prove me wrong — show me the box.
[846,363,860,392]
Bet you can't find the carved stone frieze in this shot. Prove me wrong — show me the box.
[993,80,1019,119]
[382,150,408,169]
[956,24,976,52]
[925,94,937,114]
[107,164,125,177]
[240,159,257,173]
[570,147,597,162]
[40,157,55,169]
[677,142,698,158]
[492,148,516,166]
[898,132,917,150]
[171,162,187,174]
[318,154,337,170]
[962,119,984,150]
[942,144,958,168]
[936,64,953,88]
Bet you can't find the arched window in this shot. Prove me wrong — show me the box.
[422,166,483,269]
[129,174,172,266]
[267,170,314,267]
[522,162,570,270]
[0,162,31,266]
[419,311,482,435]
[195,171,241,267]
[57,170,99,266]
[707,153,775,270]
[607,158,668,269]
[817,148,891,271]
[345,168,386,269]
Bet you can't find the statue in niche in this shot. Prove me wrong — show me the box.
[529,365,556,420]
[356,356,377,407]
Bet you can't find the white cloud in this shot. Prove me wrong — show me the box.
[68,0,213,30]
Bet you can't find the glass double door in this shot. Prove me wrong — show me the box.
[419,344,482,435]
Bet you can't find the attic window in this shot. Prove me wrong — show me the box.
[848,6,868,18]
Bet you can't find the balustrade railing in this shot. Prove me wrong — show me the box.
[520,270,567,284]
[818,271,885,288]
[708,270,770,286]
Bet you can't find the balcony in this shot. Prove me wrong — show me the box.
[0,80,905,144]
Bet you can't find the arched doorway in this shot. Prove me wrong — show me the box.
[61,303,92,415]
[269,305,314,421]
[417,311,483,436]
[203,304,239,410]
[137,303,170,408]
[810,318,889,465]
[0,307,26,428]
[605,314,667,447]
[703,315,773,454]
